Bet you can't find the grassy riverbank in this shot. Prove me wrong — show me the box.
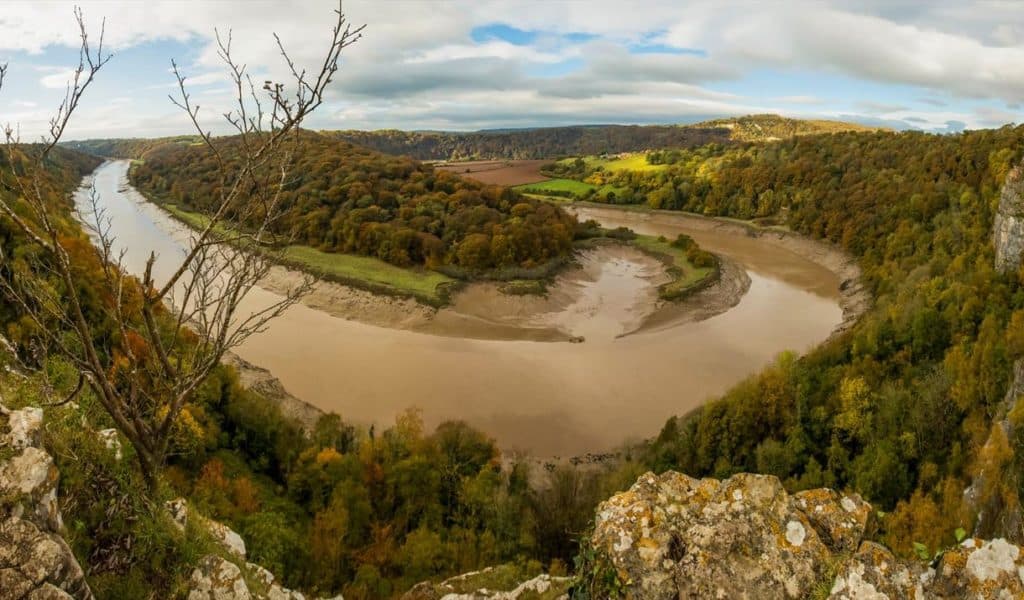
[162,204,457,306]
[632,235,719,300]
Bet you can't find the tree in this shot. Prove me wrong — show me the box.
[0,6,363,491]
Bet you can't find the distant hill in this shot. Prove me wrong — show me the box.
[323,125,734,161]
[64,115,882,164]
[63,136,201,159]
[325,115,881,161]
[684,114,881,142]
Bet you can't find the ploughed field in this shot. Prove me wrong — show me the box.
[433,159,550,185]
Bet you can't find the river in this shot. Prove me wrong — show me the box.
[77,161,843,456]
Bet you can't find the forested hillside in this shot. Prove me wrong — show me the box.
[130,132,576,273]
[0,147,102,332]
[63,135,200,160]
[685,113,880,142]
[594,126,1024,556]
[324,115,874,161]
[325,124,733,161]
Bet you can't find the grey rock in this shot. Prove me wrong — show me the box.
[590,471,831,599]
[589,471,1024,600]
[793,487,871,553]
[994,162,1024,273]
[0,404,93,599]
[95,429,122,461]
[402,566,568,599]
[187,555,252,600]
[828,542,921,600]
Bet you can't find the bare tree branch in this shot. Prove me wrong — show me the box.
[0,3,362,492]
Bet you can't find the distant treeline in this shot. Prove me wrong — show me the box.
[63,136,201,160]
[324,125,734,161]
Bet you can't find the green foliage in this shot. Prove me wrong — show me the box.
[130,132,577,275]
[323,125,732,161]
[570,538,625,600]
[631,234,718,300]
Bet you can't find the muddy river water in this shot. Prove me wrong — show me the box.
[78,161,843,455]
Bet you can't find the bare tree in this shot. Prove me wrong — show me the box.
[0,5,363,491]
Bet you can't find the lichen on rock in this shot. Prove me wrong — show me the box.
[0,404,93,599]
[590,471,834,599]
[587,471,1024,600]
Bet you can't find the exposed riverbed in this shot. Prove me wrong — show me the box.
[77,161,847,456]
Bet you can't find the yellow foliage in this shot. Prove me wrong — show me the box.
[315,447,343,466]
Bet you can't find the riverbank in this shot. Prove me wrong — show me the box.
[257,241,742,342]
[566,201,870,338]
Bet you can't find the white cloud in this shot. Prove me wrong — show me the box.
[38,68,78,89]
[0,0,1022,137]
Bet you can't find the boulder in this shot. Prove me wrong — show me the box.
[3,405,43,450]
[186,554,342,600]
[590,472,833,599]
[589,471,1024,600]
[187,555,251,600]
[208,519,247,559]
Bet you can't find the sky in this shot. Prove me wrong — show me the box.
[0,0,1023,140]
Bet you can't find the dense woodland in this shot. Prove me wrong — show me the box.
[130,133,576,273]
[325,115,874,161]
[325,125,733,161]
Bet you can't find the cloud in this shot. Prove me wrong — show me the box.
[37,67,77,89]
[773,95,825,105]
[1,0,1023,137]
[855,101,909,115]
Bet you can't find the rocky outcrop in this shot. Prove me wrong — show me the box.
[166,498,247,558]
[402,565,570,600]
[187,554,343,600]
[588,471,1024,600]
[994,162,1024,273]
[0,404,93,599]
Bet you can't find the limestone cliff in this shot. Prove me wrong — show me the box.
[994,161,1024,273]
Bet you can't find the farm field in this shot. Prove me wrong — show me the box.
[574,153,668,172]
[434,159,549,185]
[551,153,668,173]
[514,177,626,200]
